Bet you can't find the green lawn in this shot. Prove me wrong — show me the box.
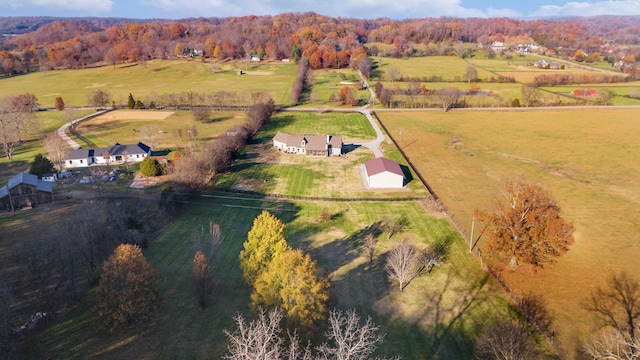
[0,60,297,108]
[374,56,496,81]
[306,69,371,106]
[22,195,512,359]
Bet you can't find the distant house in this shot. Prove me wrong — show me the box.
[250,55,261,62]
[491,41,505,52]
[534,60,548,68]
[64,142,151,168]
[573,89,599,97]
[273,132,342,156]
[363,157,404,189]
[549,62,562,70]
[0,172,53,211]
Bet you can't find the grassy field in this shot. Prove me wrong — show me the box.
[307,69,372,106]
[376,108,640,358]
[0,60,297,108]
[215,111,429,198]
[73,109,249,151]
[18,194,513,359]
[374,56,496,81]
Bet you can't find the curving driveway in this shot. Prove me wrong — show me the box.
[57,109,112,149]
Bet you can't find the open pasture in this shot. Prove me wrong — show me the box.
[376,108,640,358]
[0,60,297,108]
[308,69,372,106]
[74,109,247,151]
[374,56,495,81]
[19,194,512,359]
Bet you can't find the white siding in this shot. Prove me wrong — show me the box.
[368,171,403,189]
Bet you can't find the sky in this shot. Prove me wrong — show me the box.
[0,0,639,19]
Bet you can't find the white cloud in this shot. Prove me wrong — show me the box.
[531,0,640,17]
[0,0,114,13]
[486,7,522,18]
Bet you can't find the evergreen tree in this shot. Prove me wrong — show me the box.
[139,157,160,177]
[29,154,54,179]
[128,93,136,109]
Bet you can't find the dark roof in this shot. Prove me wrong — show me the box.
[364,157,403,177]
[273,132,340,152]
[65,142,150,160]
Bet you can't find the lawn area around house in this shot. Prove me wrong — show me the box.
[0,60,297,108]
[18,194,513,359]
[376,108,640,358]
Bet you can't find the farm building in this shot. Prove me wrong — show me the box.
[273,132,342,156]
[573,89,599,97]
[0,172,53,211]
[64,142,151,168]
[363,157,404,189]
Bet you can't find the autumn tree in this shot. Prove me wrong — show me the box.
[239,210,290,285]
[385,240,424,291]
[29,154,54,179]
[89,89,111,108]
[521,85,541,107]
[192,251,214,308]
[585,272,640,358]
[96,244,159,332]
[54,96,65,111]
[192,107,211,122]
[386,66,401,81]
[474,179,575,269]
[316,309,387,360]
[251,248,329,332]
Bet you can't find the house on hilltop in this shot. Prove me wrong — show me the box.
[64,142,151,168]
[0,172,53,211]
[273,132,342,156]
[363,157,404,189]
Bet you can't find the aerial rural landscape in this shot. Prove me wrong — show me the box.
[0,1,639,359]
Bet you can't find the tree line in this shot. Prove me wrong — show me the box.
[1,14,640,75]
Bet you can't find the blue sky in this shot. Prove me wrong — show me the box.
[0,0,639,19]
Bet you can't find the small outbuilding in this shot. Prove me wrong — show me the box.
[0,172,53,211]
[363,157,404,189]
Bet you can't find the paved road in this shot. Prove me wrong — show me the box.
[57,109,113,149]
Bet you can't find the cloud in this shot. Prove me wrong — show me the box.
[0,0,113,13]
[531,0,640,17]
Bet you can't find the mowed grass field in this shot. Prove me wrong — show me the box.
[215,111,429,198]
[20,194,512,359]
[0,60,297,108]
[376,108,640,358]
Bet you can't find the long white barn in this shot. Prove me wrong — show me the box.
[64,142,151,168]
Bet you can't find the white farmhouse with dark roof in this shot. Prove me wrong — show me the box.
[273,132,342,156]
[64,142,151,168]
[363,157,404,189]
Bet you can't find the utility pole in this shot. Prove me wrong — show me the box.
[399,128,402,149]
[469,216,475,252]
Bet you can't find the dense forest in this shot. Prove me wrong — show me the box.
[0,13,639,75]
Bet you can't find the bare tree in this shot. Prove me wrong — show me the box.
[584,328,640,360]
[140,124,159,149]
[386,66,401,82]
[223,308,312,360]
[316,309,387,360]
[208,221,221,263]
[436,87,460,111]
[521,85,540,107]
[380,215,407,240]
[88,89,111,108]
[43,133,68,171]
[0,97,20,160]
[474,319,541,360]
[463,65,478,83]
[586,272,640,358]
[385,240,423,291]
[363,234,377,264]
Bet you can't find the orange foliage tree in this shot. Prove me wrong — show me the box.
[96,244,159,332]
[475,179,574,269]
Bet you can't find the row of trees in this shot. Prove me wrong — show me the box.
[170,100,274,191]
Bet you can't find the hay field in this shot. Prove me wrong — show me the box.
[375,56,495,81]
[376,108,640,358]
[0,60,296,107]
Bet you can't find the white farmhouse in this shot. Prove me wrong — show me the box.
[64,142,151,168]
[363,157,404,189]
[273,132,342,156]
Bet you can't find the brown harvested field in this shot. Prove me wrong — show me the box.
[376,108,640,358]
[95,110,175,121]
